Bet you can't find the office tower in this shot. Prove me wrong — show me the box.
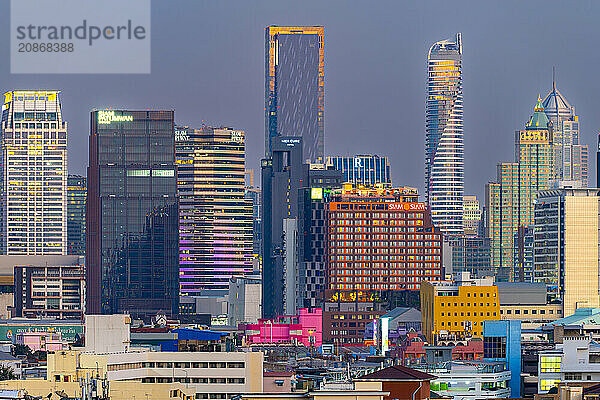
[534,188,600,315]
[244,186,261,270]
[598,132,600,188]
[67,175,86,255]
[450,236,492,278]
[87,110,178,318]
[323,184,443,345]
[0,91,67,255]
[462,195,481,236]
[261,137,304,318]
[265,26,324,162]
[486,98,553,281]
[425,33,464,235]
[326,155,392,186]
[513,226,534,283]
[420,273,499,343]
[542,78,589,187]
[296,165,343,311]
[175,126,253,295]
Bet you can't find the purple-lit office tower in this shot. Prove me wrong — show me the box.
[175,126,253,295]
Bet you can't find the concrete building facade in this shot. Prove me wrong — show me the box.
[534,189,600,315]
[420,272,500,343]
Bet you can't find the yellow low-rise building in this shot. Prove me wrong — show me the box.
[421,272,500,343]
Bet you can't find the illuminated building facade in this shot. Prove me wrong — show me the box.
[244,186,261,269]
[462,195,481,236]
[420,273,500,344]
[67,175,86,255]
[175,126,253,295]
[323,184,443,344]
[87,110,179,318]
[486,98,553,281]
[542,79,589,187]
[265,26,324,162]
[326,155,392,186]
[0,91,67,255]
[426,33,464,235]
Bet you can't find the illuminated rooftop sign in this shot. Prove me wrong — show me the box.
[98,110,133,124]
[311,187,323,200]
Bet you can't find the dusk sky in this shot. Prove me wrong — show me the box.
[2,0,599,199]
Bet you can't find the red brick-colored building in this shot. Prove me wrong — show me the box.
[322,184,443,345]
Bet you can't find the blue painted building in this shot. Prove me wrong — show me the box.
[483,320,521,398]
[326,155,391,186]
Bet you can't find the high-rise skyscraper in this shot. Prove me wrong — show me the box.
[542,78,589,187]
[426,33,464,236]
[0,91,67,255]
[67,175,86,256]
[323,184,443,345]
[87,110,179,318]
[326,155,392,186]
[534,188,600,315]
[265,26,324,162]
[486,98,553,281]
[261,136,304,318]
[175,126,253,295]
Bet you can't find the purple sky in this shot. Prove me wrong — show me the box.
[2,0,599,200]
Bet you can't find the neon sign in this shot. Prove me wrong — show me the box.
[98,110,133,124]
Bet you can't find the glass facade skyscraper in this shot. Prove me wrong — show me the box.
[67,175,86,255]
[86,110,179,318]
[486,99,553,281]
[265,26,324,162]
[0,91,67,255]
[175,126,253,295]
[426,33,464,235]
[326,155,391,186]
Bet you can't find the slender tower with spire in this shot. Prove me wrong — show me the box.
[542,71,589,187]
[486,97,553,282]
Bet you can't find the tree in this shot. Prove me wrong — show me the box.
[33,350,47,362]
[12,344,32,357]
[0,365,17,380]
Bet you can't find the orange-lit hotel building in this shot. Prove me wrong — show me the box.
[322,184,443,345]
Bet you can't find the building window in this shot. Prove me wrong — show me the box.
[483,336,506,359]
[564,373,582,381]
[540,356,561,373]
[540,379,561,392]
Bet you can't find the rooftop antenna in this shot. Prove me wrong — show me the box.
[552,66,556,90]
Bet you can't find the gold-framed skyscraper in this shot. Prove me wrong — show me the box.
[265,26,324,162]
